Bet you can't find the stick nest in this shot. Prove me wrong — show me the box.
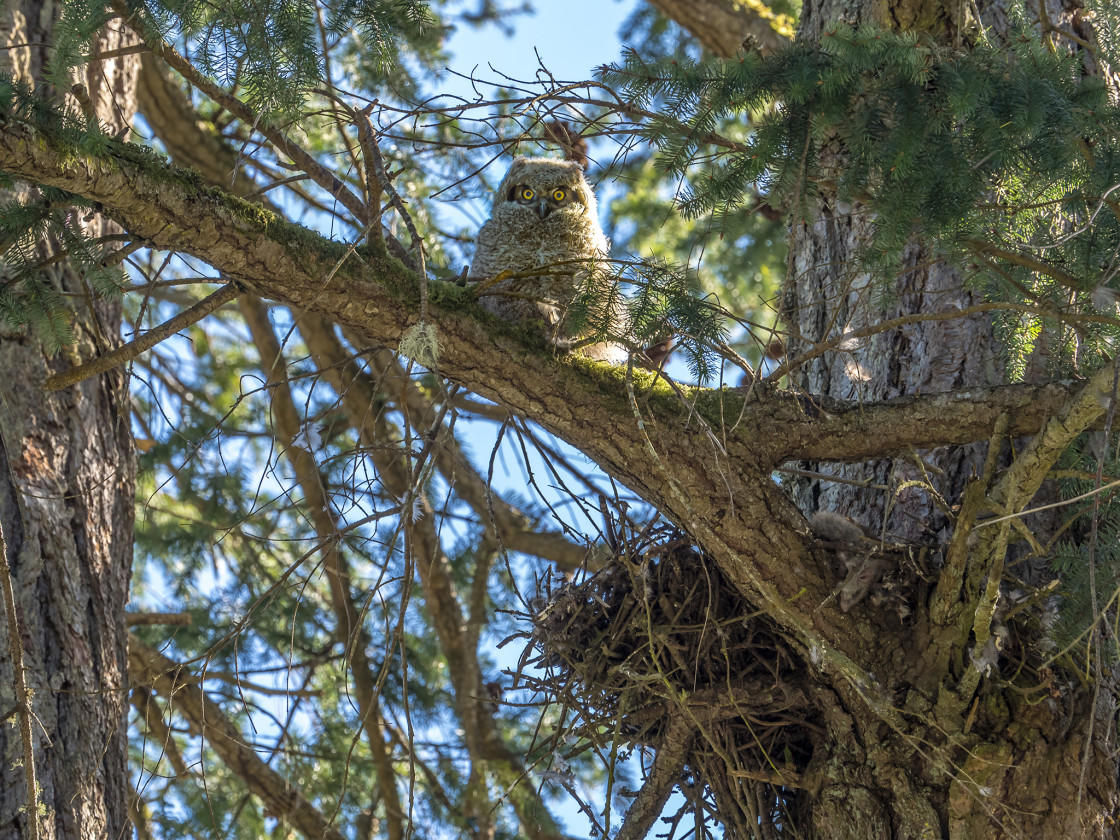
[515,522,817,836]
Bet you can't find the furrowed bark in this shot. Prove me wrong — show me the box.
[0,8,137,839]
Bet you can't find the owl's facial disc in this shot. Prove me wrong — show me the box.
[508,183,580,220]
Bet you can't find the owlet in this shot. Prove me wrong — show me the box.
[471,157,626,363]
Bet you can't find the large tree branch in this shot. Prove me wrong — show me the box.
[646,0,794,57]
[765,381,1084,463]
[0,116,1094,683]
[0,122,1084,468]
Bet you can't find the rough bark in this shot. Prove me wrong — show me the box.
[0,7,138,840]
[646,0,792,56]
[1,2,1117,835]
[778,0,1120,836]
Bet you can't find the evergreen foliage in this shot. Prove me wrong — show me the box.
[1047,435,1120,666]
[0,77,129,351]
[602,23,1120,371]
[7,0,1120,836]
[0,182,124,355]
[606,149,786,369]
[599,19,1120,664]
[1085,0,1120,70]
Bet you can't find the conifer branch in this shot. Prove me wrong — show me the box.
[965,239,1086,292]
[110,0,369,225]
[42,281,240,391]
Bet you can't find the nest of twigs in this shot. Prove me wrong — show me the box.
[514,520,819,838]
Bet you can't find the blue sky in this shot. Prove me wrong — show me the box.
[431,7,701,836]
[443,0,639,89]
[431,6,682,836]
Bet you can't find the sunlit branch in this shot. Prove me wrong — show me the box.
[128,634,347,840]
[44,280,240,391]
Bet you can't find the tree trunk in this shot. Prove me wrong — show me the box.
[779,0,1120,836]
[0,8,138,839]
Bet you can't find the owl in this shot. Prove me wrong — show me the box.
[471,157,626,363]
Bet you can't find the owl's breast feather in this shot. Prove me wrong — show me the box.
[473,205,606,277]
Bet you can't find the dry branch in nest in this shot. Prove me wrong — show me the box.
[504,499,1071,838]
[510,516,819,838]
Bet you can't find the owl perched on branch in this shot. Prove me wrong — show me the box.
[471,156,627,363]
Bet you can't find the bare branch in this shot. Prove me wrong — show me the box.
[239,294,407,840]
[126,612,193,626]
[43,281,239,390]
[0,521,41,840]
[128,634,347,840]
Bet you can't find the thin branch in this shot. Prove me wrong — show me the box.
[239,294,407,840]
[0,520,41,840]
[126,612,193,627]
[315,320,600,572]
[357,107,427,303]
[132,685,192,778]
[43,281,239,390]
[767,300,1119,383]
[965,238,1086,291]
[974,478,1120,529]
[128,634,346,840]
[294,316,566,840]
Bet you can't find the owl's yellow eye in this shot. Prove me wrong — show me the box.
[552,188,567,202]
[520,187,535,201]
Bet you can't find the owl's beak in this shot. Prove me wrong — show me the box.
[537,200,552,220]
